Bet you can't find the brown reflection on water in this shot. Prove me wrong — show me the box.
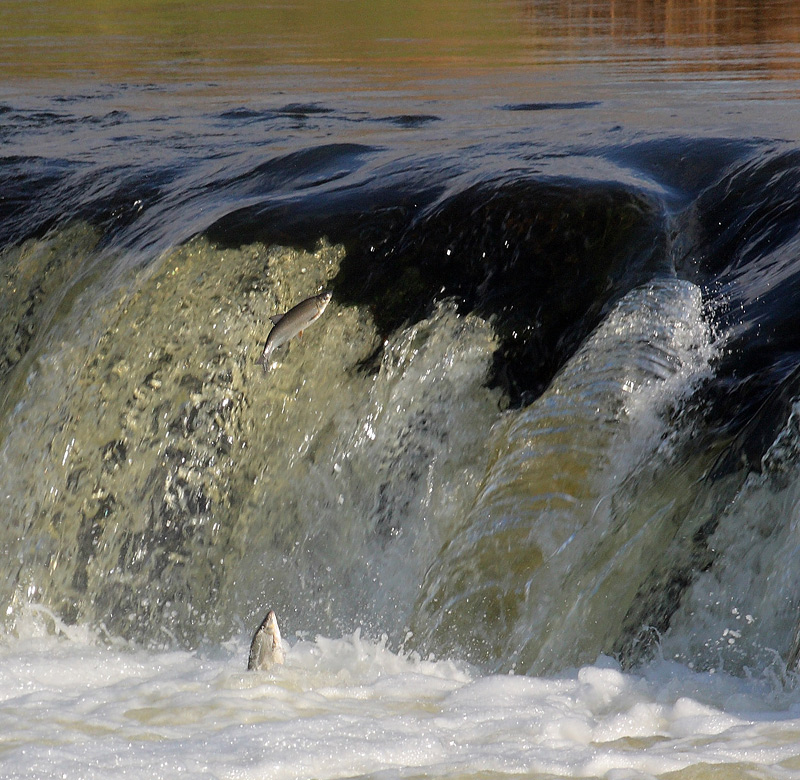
[0,0,798,82]
[516,0,800,77]
[524,0,800,47]
[525,0,800,52]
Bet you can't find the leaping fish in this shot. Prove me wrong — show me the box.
[247,609,285,670]
[256,291,332,372]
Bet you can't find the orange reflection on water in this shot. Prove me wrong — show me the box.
[0,0,798,82]
[522,2,800,51]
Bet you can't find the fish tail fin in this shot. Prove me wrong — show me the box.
[255,352,270,373]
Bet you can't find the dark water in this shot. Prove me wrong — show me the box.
[3,0,800,676]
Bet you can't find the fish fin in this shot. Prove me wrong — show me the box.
[270,314,284,325]
[255,353,271,373]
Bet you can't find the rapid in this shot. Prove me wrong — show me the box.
[3,1,800,777]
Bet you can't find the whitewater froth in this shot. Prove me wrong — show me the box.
[412,277,715,672]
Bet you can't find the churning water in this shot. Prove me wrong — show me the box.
[3,1,800,777]
[6,605,800,780]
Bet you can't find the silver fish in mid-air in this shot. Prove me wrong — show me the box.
[256,291,332,372]
[247,609,285,670]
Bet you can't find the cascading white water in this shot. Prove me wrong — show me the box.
[0,231,503,648]
[412,277,717,672]
[663,398,800,673]
[6,228,800,684]
[5,235,800,780]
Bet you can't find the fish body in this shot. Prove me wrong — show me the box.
[256,291,332,371]
[247,609,285,670]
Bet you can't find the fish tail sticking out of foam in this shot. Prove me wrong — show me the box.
[247,609,285,670]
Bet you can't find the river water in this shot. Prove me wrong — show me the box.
[3,1,800,778]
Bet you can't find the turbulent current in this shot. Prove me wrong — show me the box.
[4,1,800,777]
[3,166,798,679]
[0,233,502,651]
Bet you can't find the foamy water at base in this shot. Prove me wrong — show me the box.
[2,612,800,780]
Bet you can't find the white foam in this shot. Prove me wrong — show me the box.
[3,616,800,780]
[413,277,719,673]
[662,397,800,674]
